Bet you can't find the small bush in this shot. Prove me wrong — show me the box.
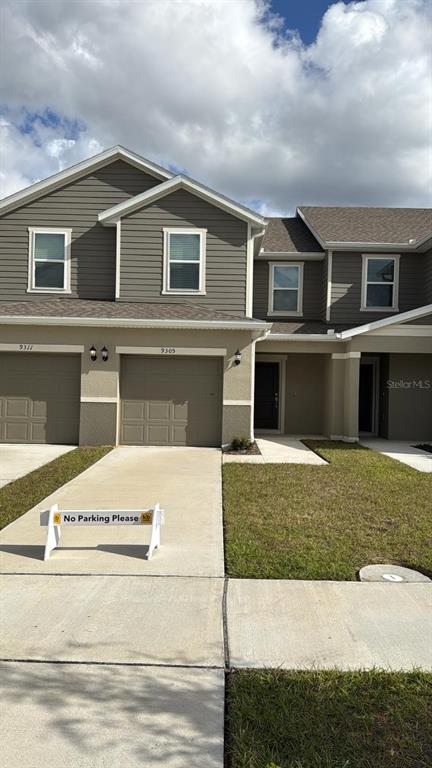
[231,436,252,451]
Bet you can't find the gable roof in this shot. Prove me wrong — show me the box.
[298,206,432,250]
[337,304,432,340]
[261,217,323,254]
[0,146,173,216]
[98,175,267,227]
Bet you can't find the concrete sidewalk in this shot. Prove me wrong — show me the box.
[0,444,75,488]
[360,439,432,472]
[227,579,432,671]
[0,446,224,577]
[0,662,224,768]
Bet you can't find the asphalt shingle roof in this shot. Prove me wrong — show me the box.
[298,206,432,245]
[262,217,323,253]
[0,298,261,324]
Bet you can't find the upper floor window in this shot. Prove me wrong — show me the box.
[268,262,303,316]
[162,228,206,295]
[28,227,72,293]
[361,255,399,311]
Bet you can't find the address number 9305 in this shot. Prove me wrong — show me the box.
[160,347,176,354]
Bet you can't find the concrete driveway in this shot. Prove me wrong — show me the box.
[0,444,75,488]
[0,446,225,767]
[0,446,224,577]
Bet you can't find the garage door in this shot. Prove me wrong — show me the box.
[0,353,80,444]
[120,356,222,446]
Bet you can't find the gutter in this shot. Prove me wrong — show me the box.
[257,333,342,342]
[0,315,272,332]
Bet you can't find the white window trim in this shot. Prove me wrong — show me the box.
[27,227,72,294]
[162,227,207,295]
[361,254,400,312]
[267,262,303,317]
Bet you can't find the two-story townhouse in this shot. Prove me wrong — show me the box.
[0,145,431,446]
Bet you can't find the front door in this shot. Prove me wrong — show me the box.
[254,362,280,430]
[359,358,379,434]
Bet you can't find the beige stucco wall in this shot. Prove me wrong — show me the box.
[0,324,256,446]
[283,354,326,435]
[386,353,432,440]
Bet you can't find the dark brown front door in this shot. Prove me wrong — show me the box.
[254,362,279,430]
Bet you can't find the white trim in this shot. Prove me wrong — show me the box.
[81,397,118,403]
[0,146,173,216]
[337,303,432,340]
[255,354,286,434]
[331,352,361,360]
[325,250,332,322]
[368,325,432,337]
[27,227,72,294]
[115,220,121,299]
[0,315,270,331]
[223,400,252,406]
[98,175,266,227]
[261,333,341,342]
[267,262,304,317]
[162,228,206,295]
[116,346,227,356]
[256,251,324,261]
[361,254,400,312]
[246,223,253,317]
[0,343,84,353]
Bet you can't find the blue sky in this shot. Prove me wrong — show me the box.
[270,0,337,43]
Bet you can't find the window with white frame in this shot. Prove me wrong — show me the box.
[28,228,71,292]
[362,255,399,310]
[163,228,206,294]
[268,263,303,315]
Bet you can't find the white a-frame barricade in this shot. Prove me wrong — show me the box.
[40,503,165,561]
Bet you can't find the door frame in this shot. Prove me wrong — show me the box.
[359,355,380,437]
[254,354,286,434]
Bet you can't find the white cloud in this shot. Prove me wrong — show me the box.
[1,0,431,213]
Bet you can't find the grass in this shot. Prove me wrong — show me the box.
[0,446,112,530]
[223,441,432,580]
[226,669,432,768]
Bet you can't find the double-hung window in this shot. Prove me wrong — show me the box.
[361,255,399,311]
[163,228,206,294]
[268,263,303,315]
[28,228,72,293]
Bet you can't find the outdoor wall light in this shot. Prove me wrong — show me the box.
[89,345,97,362]
[234,349,242,366]
[101,346,109,362]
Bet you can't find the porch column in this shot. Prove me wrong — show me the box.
[79,342,120,446]
[325,352,360,441]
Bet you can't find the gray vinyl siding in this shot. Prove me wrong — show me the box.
[330,252,426,325]
[120,190,248,314]
[0,160,160,302]
[252,259,324,320]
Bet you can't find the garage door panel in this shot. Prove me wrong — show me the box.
[120,356,222,447]
[0,353,80,445]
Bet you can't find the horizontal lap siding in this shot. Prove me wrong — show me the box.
[0,160,160,301]
[252,260,324,320]
[330,252,426,324]
[120,190,247,315]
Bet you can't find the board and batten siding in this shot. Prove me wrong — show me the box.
[0,160,161,302]
[119,189,248,315]
[252,259,324,320]
[330,252,426,325]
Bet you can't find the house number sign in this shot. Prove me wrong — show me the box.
[161,347,176,354]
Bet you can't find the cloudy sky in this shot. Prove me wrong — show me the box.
[1,0,431,214]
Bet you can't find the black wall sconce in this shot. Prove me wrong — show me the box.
[101,346,109,362]
[89,345,97,362]
[234,349,242,366]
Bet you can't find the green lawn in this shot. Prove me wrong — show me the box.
[0,446,112,530]
[223,442,432,580]
[226,669,432,768]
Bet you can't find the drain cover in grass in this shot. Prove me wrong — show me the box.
[359,564,431,583]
